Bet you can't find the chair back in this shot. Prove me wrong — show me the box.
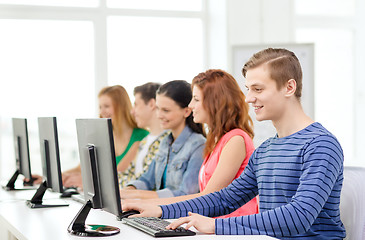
[340,166,365,240]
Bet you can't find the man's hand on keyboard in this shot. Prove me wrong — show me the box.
[122,201,163,218]
[166,212,215,234]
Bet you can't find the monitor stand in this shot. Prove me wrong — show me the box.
[68,200,120,237]
[2,169,37,191]
[26,181,69,208]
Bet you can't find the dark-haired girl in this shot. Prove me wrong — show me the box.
[120,80,206,199]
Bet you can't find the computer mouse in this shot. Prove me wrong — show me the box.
[120,210,140,218]
[60,187,79,198]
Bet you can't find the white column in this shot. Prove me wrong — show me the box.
[93,0,109,116]
[354,0,365,164]
[205,0,228,70]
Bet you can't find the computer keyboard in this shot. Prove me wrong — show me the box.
[122,217,196,238]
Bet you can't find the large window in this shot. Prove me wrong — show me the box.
[107,0,201,11]
[0,0,98,7]
[107,16,204,97]
[0,19,95,176]
[0,1,206,180]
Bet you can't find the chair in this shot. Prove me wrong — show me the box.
[340,166,365,240]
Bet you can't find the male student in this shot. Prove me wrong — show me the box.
[123,48,346,239]
[119,82,168,186]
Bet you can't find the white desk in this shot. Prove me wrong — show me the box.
[0,187,277,240]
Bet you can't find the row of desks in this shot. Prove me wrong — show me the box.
[0,184,276,240]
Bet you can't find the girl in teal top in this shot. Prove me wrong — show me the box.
[98,86,148,174]
[62,85,148,189]
[116,128,149,165]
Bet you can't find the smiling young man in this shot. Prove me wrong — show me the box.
[123,48,346,239]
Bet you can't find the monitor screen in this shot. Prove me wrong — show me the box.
[68,118,122,237]
[26,117,69,208]
[38,117,63,193]
[12,118,32,180]
[3,118,34,190]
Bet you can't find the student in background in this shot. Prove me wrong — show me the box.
[120,80,206,199]
[63,85,149,188]
[119,82,169,187]
[123,48,346,239]
[124,69,258,217]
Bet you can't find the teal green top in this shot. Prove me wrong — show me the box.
[116,128,149,165]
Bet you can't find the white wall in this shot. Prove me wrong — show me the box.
[354,0,365,164]
[213,0,363,166]
[207,0,294,72]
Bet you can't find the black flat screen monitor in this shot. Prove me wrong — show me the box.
[3,118,35,190]
[26,117,68,208]
[68,118,122,237]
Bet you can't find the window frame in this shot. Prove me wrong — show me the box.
[0,0,209,179]
[0,0,208,109]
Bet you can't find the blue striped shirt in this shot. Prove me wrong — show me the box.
[160,122,346,239]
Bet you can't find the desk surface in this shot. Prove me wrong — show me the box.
[0,186,277,240]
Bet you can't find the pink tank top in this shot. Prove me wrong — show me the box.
[198,129,258,218]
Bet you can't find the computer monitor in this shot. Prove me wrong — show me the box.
[26,117,69,208]
[68,118,122,237]
[3,118,35,190]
